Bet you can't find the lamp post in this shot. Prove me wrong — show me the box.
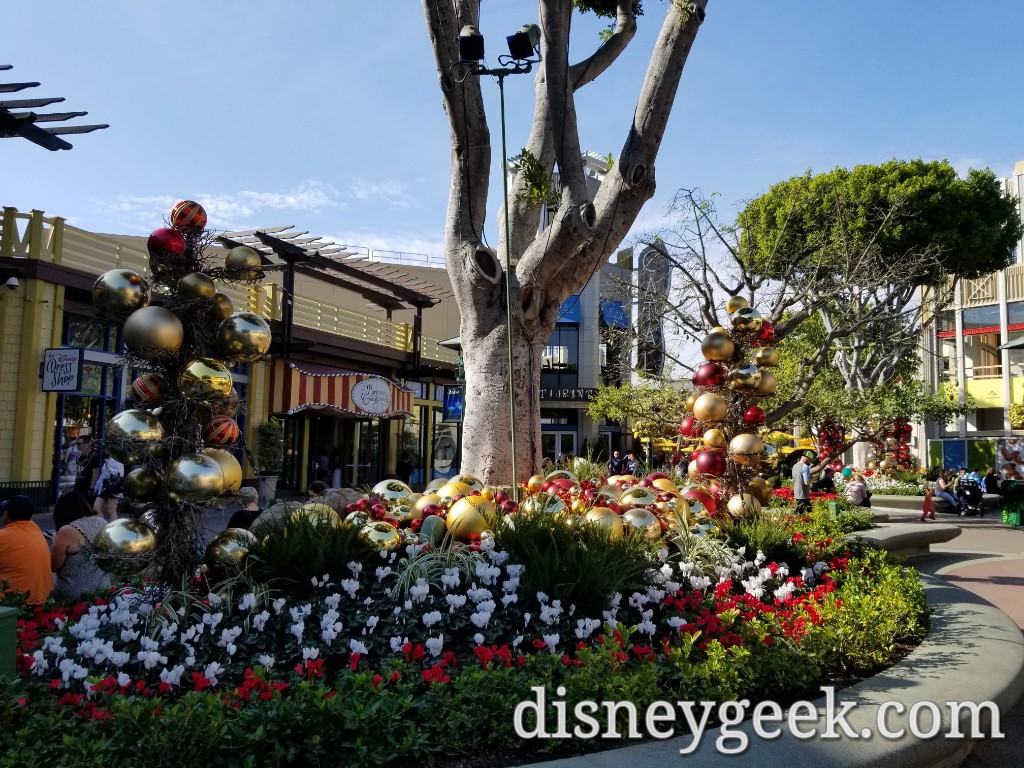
[457,23,542,496]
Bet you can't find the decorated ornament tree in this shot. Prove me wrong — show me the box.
[678,296,779,518]
[89,201,271,582]
[816,422,846,473]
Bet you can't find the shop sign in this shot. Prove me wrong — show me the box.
[350,377,392,415]
[42,348,83,392]
[539,387,598,402]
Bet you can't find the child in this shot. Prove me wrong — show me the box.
[920,486,936,522]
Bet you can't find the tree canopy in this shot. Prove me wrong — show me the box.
[739,160,1022,285]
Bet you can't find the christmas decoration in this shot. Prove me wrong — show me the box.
[170,200,209,232]
[93,269,151,315]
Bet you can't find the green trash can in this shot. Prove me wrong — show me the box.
[0,605,18,681]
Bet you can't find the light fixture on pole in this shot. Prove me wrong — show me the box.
[456,22,542,498]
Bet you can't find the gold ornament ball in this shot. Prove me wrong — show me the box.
[211,292,235,320]
[727,362,762,393]
[619,486,658,509]
[424,478,447,493]
[372,479,414,506]
[360,521,402,551]
[693,392,729,424]
[754,369,777,398]
[447,496,496,540]
[701,330,735,362]
[450,473,484,491]
[687,461,702,481]
[165,453,225,503]
[703,428,727,449]
[878,460,891,471]
[413,493,444,517]
[224,246,262,279]
[867,461,878,470]
[544,469,578,483]
[731,306,763,334]
[436,481,474,505]
[598,483,622,500]
[726,296,749,315]
[762,444,779,469]
[755,347,779,367]
[217,312,272,363]
[621,507,662,541]
[123,467,162,502]
[726,493,762,518]
[526,475,545,493]
[521,492,567,516]
[651,478,680,495]
[294,503,342,528]
[178,358,234,399]
[93,269,150,315]
[178,272,216,299]
[729,433,765,461]
[123,306,184,361]
[93,519,157,575]
[205,528,258,575]
[343,509,371,528]
[105,409,165,464]
[391,504,420,525]
[585,506,624,542]
[684,393,699,413]
[202,448,242,493]
[748,477,773,505]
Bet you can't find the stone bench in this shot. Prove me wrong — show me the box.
[873,494,1000,516]
[846,522,962,560]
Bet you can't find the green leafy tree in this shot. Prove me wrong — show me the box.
[588,377,689,441]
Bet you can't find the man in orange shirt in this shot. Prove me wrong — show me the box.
[0,495,53,604]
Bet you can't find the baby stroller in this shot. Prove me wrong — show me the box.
[957,477,984,517]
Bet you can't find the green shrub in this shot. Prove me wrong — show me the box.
[247,513,379,591]
[726,514,805,568]
[493,513,654,616]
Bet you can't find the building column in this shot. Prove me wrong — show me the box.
[955,282,966,438]
[1000,270,1011,435]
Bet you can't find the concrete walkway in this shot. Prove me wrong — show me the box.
[871,503,1024,767]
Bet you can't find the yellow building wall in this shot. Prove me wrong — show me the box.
[966,378,1004,409]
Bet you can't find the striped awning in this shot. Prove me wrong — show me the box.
[270,360,413,419]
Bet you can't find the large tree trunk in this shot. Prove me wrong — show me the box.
[460,301,549,483]
[423,0,708,487]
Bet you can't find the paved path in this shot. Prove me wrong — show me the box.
[872,504,1024,766]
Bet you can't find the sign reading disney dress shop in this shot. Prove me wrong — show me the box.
[42,348,84,392]
[350,377,393,415]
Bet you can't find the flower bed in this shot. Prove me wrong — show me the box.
[1,505,926,767]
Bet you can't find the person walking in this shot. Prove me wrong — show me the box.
[920,485,936,522]
[792,452,813,514]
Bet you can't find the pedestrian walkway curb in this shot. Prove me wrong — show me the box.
[520,576,1024,768]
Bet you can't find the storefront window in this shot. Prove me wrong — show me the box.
[431,409,459,481]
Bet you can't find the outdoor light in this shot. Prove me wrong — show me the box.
[458,25,485,62]
[506,24,541,61]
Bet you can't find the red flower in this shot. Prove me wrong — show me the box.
[421,664,450,685]
[372,674,384,691]
[348,652,361,671]
[389,670,401,683]
[191,673,212,692]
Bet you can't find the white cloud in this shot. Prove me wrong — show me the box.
[92,181,343,233]
[349,179,414,208]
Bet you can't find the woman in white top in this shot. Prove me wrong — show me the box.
[93,455,124,522]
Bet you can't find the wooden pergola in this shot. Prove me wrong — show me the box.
[0,65,108,150]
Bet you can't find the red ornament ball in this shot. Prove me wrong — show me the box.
[682,487,717,514]
[743,406,766,426]
[694,449,727,477]
[692,362,727,388]
[203,416,240,446]
[147,227,186,257]
[758,320,775,343]
[170,200,208,232]
[130,373,164,404]
[679,416,696,436]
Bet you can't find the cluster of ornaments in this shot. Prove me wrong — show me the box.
[88,200,273,574]
[677,296,779,518]
[866,420,913,472]
[816,423,846,473]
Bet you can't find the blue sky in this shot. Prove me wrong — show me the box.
[4,2,1023,260]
